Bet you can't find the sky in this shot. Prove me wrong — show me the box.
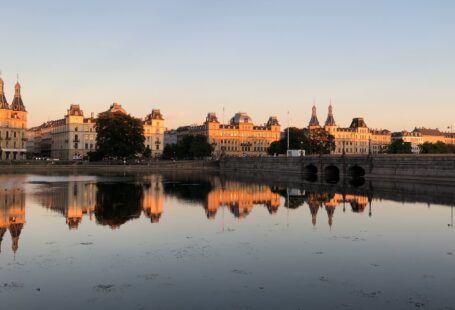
[1,0,454,131]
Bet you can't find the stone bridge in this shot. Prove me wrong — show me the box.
[220,155,455,182]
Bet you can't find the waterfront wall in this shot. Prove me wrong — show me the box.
[219,155,455,182]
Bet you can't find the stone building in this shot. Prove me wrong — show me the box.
[310,105,391,155]
[0,78,27,160]
[392,127,455,145]
[176,112,281,157]
[143,109,165,157]
[27,103,165,160]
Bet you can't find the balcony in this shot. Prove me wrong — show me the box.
[73,138,80,143]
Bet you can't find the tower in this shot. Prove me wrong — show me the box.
[324,104,337,134]
[0,76,9,109]
[308,105,320,129]
[11,80,26,111]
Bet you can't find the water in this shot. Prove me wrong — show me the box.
[0,172,454,310]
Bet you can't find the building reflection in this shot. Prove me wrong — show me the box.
[30,175,375,230]
[205,181,281,219]
[34,179,97,229]
[142,176,165,223]
[0,176,26,254]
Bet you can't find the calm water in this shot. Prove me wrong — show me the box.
[0,172,454,310]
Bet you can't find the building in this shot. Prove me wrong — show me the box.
[143,109,165,157]
[164,129,178,146]
[176,112,281,157]
[0,176,26,254]
[393,127,455,146]
[27,103,165,160]
[0,78,27,160]
[310,105,391,155]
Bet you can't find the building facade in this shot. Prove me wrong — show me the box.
[392,127,455,145]
[0,78,27,160]
[143,109,165,157]
[310,105,391,155]
[176,112,281,157]
[27,103,165,160]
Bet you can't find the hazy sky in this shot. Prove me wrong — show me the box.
[1,0,454,131]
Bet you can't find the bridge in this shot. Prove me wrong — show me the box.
[219,154,455,182]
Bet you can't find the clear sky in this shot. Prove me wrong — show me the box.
[1,0,454,131]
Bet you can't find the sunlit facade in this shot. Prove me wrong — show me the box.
[27,103,165,159]
[0,78,27,160]
[310,105,391,155]
[177,112,281,157]
[393,128,455,145]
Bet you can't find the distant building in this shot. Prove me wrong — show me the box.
[310,105,391,155]
[27,104,96,160]
[393,127,455,146]
[143,109,165,157]
[0,78,27,160]
[27,103,165,160]
[176,112,281,157]
[164,129,178,146]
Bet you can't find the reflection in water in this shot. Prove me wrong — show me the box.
[95,182,143,229]
[1,173,454,310]
[0,176,26,254]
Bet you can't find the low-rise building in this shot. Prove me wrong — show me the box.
[393,127,455,146]
[176,112,281,157]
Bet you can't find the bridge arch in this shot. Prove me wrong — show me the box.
[324,165,340,183]
[349,165,366,178]
[303,164,318,175]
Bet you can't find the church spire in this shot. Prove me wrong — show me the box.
[0,72,9,109]
[325,103,336,126]
[10,76,26,111]
[308,104,320,128]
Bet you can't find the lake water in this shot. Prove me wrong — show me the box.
[0,172,454,310]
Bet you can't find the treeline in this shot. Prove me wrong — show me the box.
[267,127,335,155]
[162,135,213,160]
[387,139,455,154]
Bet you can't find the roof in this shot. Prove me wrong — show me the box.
[67,104,83,116]
[309,105,320,127]
[10,82,26,111]
[325,105,336,126]
[413,127,444,136]
[107,103,127,114]
[350,118,368,128]
[230,112,252,125]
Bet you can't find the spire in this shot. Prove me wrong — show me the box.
[9,223,23,254]
[308,104,320,128]
[10,76,26,111]
[0,72,9,109]
[0,228,7,254]
[325,104,336,126]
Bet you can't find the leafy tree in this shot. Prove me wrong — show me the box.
[143,146,152,159]
[387,139,412,154]
[420,142,455,154]
[307,128,336,155]
[95,111,145,159]
[267,127,334,155]
[162,135,213,160]
[267,127,309,155]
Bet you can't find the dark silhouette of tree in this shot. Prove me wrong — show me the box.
[420,142,455,154]
[307,128,336,155]
[162,135,213,159]
[95,182,143,228]
[95,111,145,159]
[387,139,413,154]
[267,127,310,155]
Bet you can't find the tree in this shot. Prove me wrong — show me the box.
[420,142,455,154]
[387,139,412,154]
[95,111,145,159]
[267,127,309,155]
[143,146,152,159]
[162,135,213,160]
[307,128,336,155]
